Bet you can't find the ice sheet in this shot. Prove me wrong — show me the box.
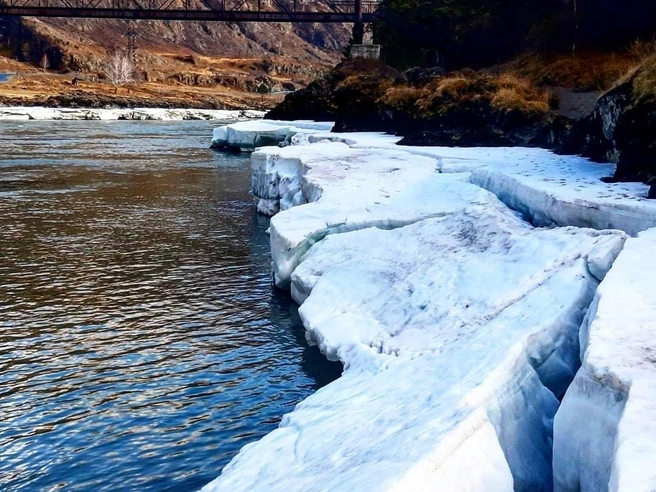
[251,142,496,287]
[202,121,656,492]
[470,157,656,235]
[211,120,334,151]
[554,228,656,492]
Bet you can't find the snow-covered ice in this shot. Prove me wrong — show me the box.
[0,106,265,121]
[553,228,656,492]
[203,120,656,492]
[469,157,656,235]
[211,120,334,151]
[217,120,656,234]
[310,133,656,235]
[251,142,496,287]
[204,203,625,492]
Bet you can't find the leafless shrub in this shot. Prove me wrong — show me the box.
[105,50,135,93]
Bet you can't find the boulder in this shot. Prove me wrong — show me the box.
[265,58,401,127]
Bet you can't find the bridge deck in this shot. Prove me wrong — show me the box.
[0,0,377,22]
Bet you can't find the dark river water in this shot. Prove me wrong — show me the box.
[0,120,341,491]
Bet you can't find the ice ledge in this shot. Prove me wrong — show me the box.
[216,120,656,235]
[470,163,656,236]
[250,142,495,288]
[554,228,656,492]
[211,120,334,152]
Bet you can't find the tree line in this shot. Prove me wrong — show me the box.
[373,0,656,69]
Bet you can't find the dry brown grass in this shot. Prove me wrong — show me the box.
[375,69,553,122]
[401,71,553,118]
[491,73,552,113]
[491,87,550,113]
[623,54,656,103]
[429,76,471,99]
[378,86,428,115]
[627,39,656,61]
[0,72,283,109]
[512,52,638,91]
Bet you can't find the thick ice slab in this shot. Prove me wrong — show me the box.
[554,228,656,492]
[0,106,264,121]
[204,204,625,492]
[282,130,656,235]
[251,142,495,287]
[211,120,334,151]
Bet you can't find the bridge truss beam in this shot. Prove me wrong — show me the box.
[0,0,377,23]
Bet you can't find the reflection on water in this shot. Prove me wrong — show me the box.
[0,120,341,491]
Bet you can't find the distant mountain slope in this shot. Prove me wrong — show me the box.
[0,1,350,73]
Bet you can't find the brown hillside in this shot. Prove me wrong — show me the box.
[0,2,349,107]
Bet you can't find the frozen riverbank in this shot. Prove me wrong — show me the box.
[204,121,656,491]
[0,107,265,121]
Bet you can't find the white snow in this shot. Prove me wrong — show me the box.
[313,134,656,235]
[469,157,656,235]
[252,142,495,287]
[218,120,656,234]
[211,120,334,151]
[203,120,656,492]
[204,203,625,492]
[554,228,656,492]
[0,106,265,121]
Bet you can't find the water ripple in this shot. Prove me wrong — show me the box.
[0,120,341,492]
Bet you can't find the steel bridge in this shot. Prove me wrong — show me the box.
[0,0,378,41]
[0,0,379,22]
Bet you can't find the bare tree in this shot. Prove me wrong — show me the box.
[104,50,135,94]
[41,54,49,72]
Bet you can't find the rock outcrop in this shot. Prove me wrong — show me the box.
[266,58,402,130]
[267,61,556,147]
[554,55,656,187]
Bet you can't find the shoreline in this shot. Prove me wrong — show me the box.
[0,106,266,121]
[202,120,656,491]
[0,71,284,113]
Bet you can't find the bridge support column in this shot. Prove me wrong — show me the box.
[352,0,364,44]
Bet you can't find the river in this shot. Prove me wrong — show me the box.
[0,119,341,491]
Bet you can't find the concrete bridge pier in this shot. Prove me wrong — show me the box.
[350,0,380,59]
